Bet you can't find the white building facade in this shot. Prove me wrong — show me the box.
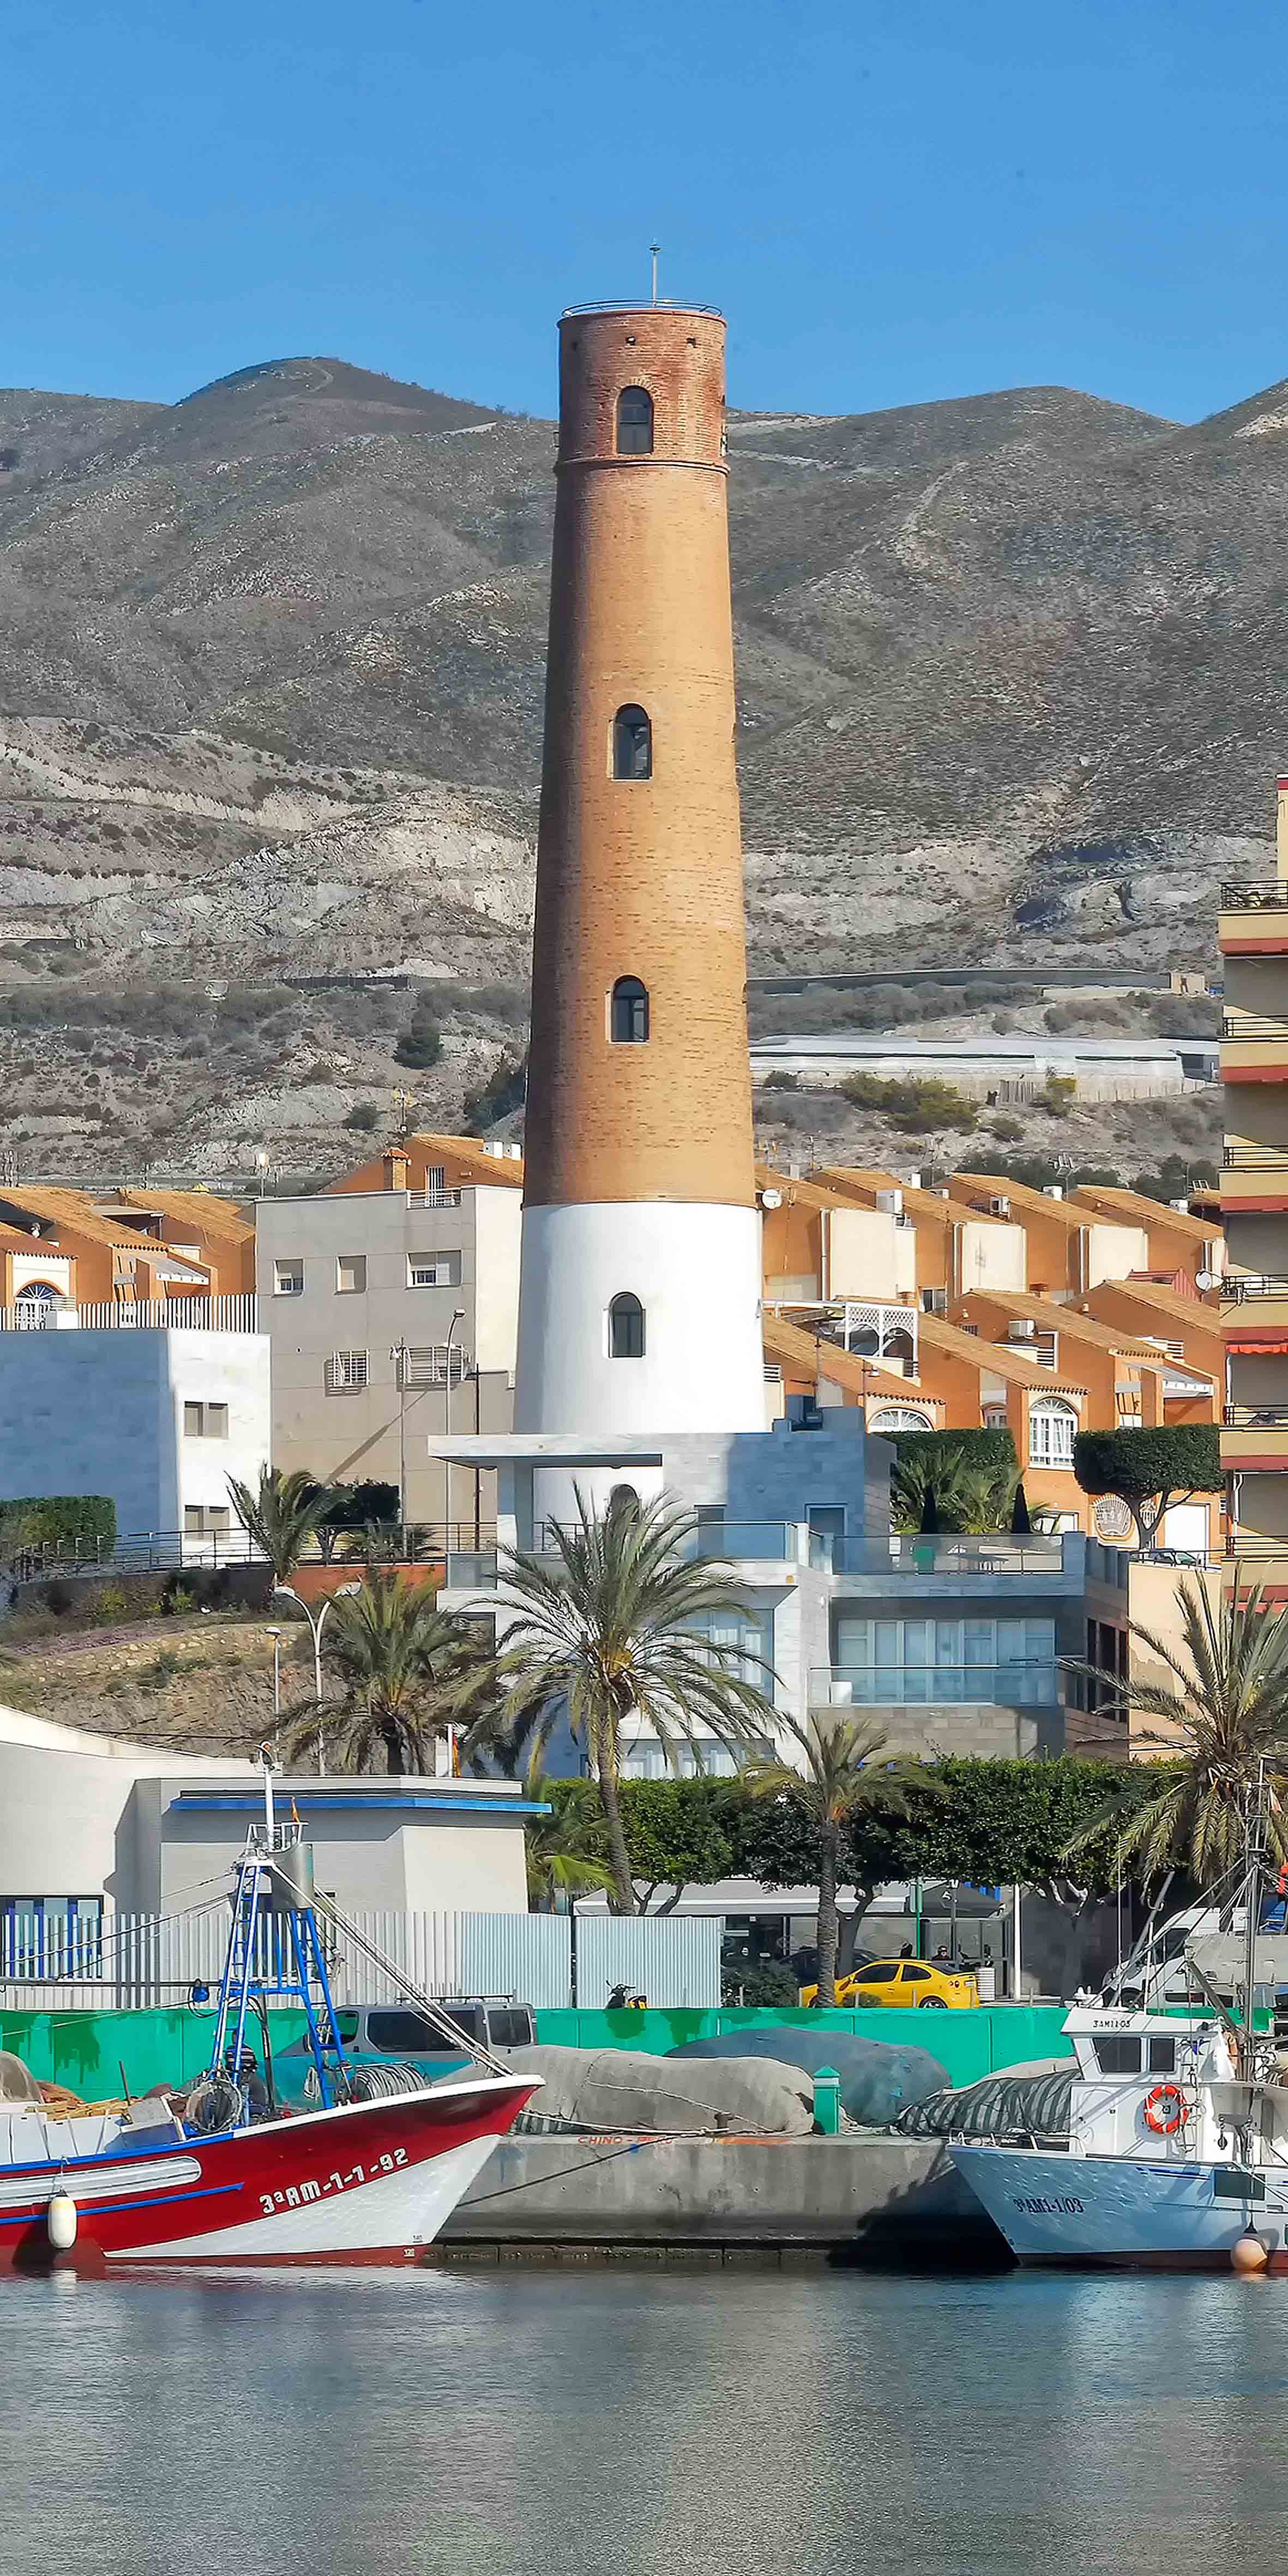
[0,1320,270,1544]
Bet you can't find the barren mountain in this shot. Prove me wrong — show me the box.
[1,351,1278,1177]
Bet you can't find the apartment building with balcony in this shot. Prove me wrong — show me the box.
[89,1187,256,1296]
[434,1409,1129,1765]
[1219,782,1288,1544]
[256,1140,522,1528]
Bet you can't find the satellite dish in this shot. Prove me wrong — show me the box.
[760,1188,783,1209]
[1195,1270,1217,1291]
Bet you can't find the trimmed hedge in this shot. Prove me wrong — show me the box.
[887,1429,1018,1476]
[0,1495,117,1554]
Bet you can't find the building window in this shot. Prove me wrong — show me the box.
[274,1260,304,1297]
[833,1615,1057,1706]
[616,386,654,455]
[869,1406,934,1431]
[609,1293,645,1359]
[326,1350,369,1393]
[1028,1398,1077,1468]
[407,1251,461,1289]
[610,977,650,1044]
[395,1344,469,1389]
[184,1504,230,1536]
[12,1281,59,1327]
[183,1401,228,1439]
[336,1255,367,1294]
[983,1404,1009,1432]
[612,705,652,780]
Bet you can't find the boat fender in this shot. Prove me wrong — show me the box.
[1232,2231,1269,2274]
[46,2192,77,2252]
[1142,2083,1185,2136]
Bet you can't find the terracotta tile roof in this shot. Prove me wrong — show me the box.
[814,1165,1011,1227]
[0,1185,208,1258]
[1069,1184,1217,1242]
[326,1132,525,1194]
[115,1187,255,1243]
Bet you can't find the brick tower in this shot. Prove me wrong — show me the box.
[513,299,765,1439]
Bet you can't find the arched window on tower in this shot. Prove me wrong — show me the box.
[616,386,654,455]
[609,1293,646,1359]
[610,976,649,1044]
[612,705,652,780]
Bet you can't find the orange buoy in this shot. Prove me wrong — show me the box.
[1232,2231,1269,2274]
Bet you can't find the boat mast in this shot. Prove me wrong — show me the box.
[1242,1756,1267,2071]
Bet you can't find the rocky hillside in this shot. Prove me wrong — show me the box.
[2,352,1280,1176]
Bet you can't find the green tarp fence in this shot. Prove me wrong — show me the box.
[1,2002,1070,2101]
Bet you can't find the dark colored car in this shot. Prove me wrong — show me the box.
[272,1998,537,2105]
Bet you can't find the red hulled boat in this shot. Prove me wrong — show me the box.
[0,1773,537,2269]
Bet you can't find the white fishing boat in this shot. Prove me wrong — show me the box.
[952,1999,1288,2269]
[954,1809,1288,2271]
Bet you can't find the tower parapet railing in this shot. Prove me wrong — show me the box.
[559,299,723,319]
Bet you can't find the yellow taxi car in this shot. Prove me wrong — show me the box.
[800,1958,979,2011]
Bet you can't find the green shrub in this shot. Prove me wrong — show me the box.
[840,1073,978,1134]
[395,1002,442,1069]
[3,1496,116,1557]
[889,1429,1018,1478]
[345,1102,380,1131]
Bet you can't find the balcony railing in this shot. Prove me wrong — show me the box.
[1223,1015,1288,1039]
[1223,1147,1288,1171]
[1223,1274,1288,1301]
[1221,879,1288,908]
[445,1550,500,1590]
[418,1189,462,1208]
[812,1663,1062,1708]
[886,1536,1065,1575]
[1225,1406,1288,1428]
[687,1520,800,1562]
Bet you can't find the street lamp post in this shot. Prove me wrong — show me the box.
[266,1624,281,1753]
[443,1307,464,1548]
[273,1580,362,1773]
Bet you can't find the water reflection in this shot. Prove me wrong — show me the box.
[2,2266,1287,2575]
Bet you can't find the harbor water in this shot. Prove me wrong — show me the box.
[5,2263,1287,2572]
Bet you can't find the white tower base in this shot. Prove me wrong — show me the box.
[513,1201,766,1441]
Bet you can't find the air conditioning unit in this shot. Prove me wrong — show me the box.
[923,1287,948,1315]
[875,1189,903,1214]
[1042,1185,1064,1200]
[1007,1319,1037,1340]
[1169,1197,1189,1212]
[989,1195,1011,1217]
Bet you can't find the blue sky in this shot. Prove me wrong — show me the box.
[8,0,1288,422]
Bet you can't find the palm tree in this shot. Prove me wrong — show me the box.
[1064,1580,1288,1887]
[227,1465,336,1582]
[464,1489,777,1912]
[892,1447,1016,1537]
[522,1758,615,1911]
[282,1571,494,1775]
[741,1713,924,2007]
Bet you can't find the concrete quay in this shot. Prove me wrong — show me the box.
[434,2131,1000,2263]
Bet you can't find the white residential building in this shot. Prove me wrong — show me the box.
[0,1319,270,1545]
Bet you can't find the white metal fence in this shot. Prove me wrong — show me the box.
[0,1296,258,1333]
[0,1907,721,2013]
